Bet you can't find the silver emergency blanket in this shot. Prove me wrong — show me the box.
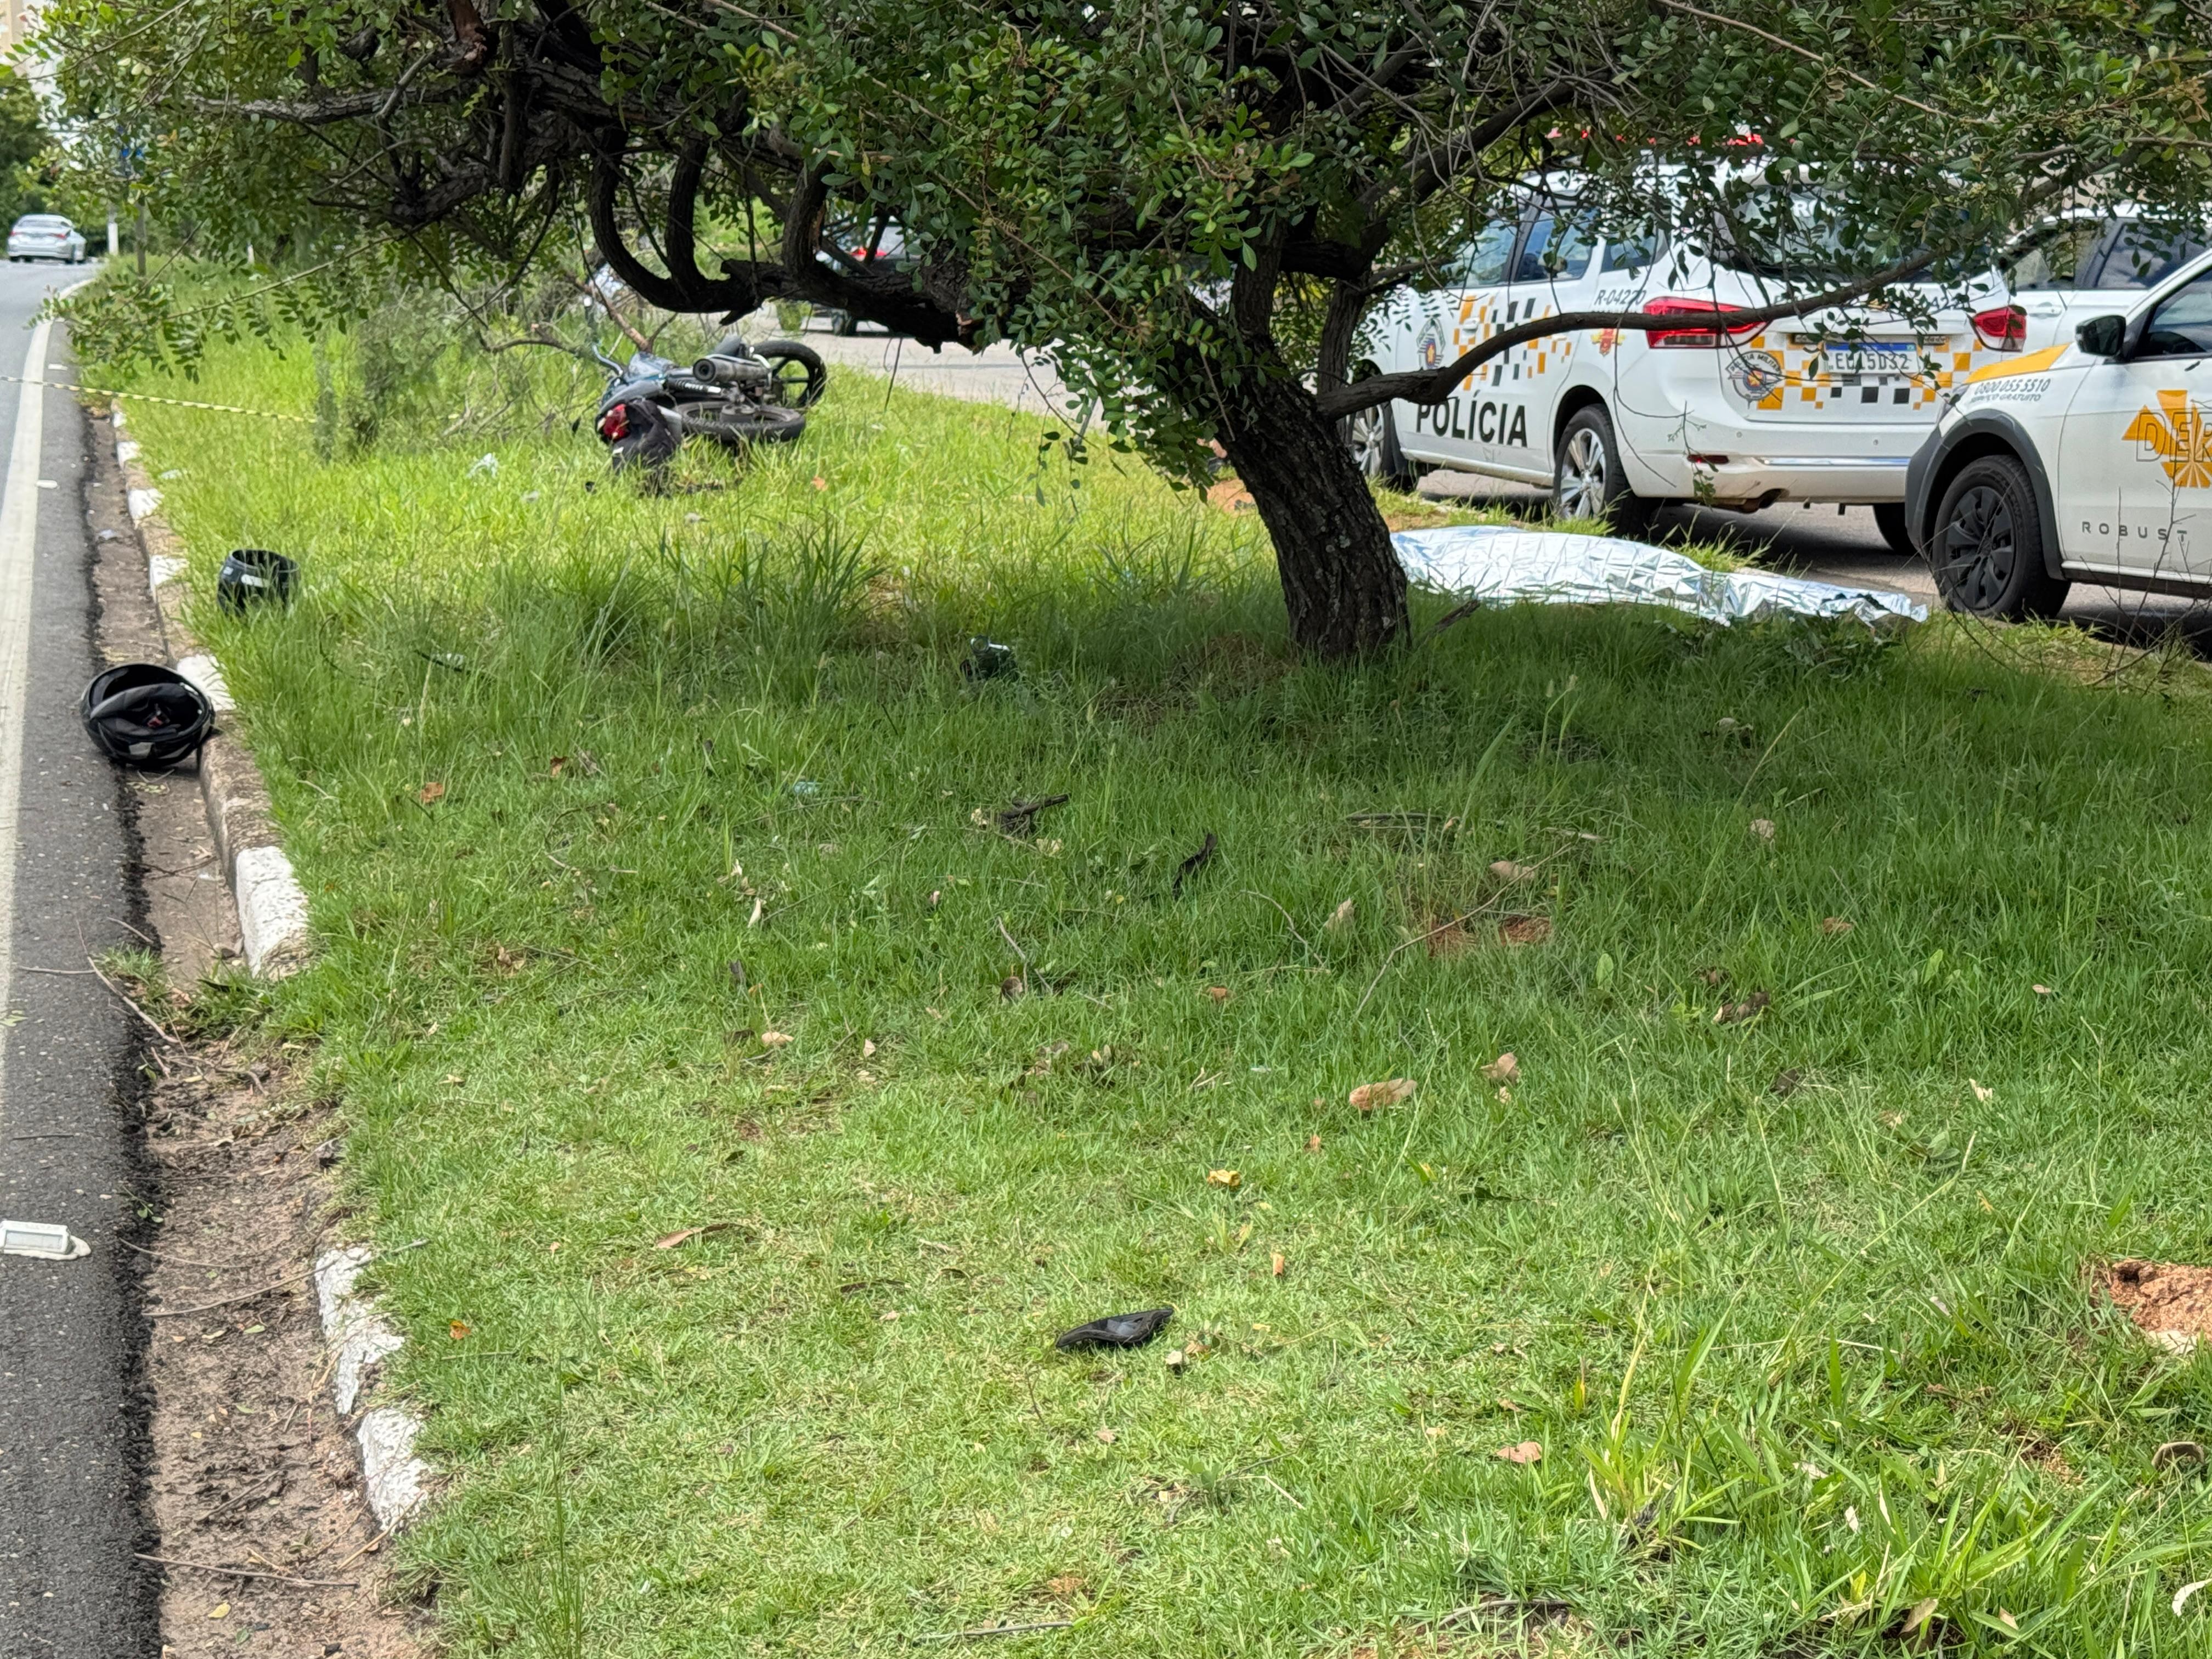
[1391,524,1927,628]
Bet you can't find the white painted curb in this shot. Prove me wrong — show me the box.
[314,1246,431,1531]
[234,844,311,977]
[174,651,234,712]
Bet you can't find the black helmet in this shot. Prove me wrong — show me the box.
[81,663,213,767]
[217,548,298,616]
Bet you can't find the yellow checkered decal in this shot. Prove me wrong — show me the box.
[1437,295,2012,407]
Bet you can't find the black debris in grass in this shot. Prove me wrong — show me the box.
[995,794,1069,837]
[1171,832,1217,898]
[1055,1307,1174,1351]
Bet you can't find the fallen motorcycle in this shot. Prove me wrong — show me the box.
[592,332,827,471]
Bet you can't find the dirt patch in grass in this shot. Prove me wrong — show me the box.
[1206,477,1257,515]
[2106,1259,2212,1352]
[138,1055,428,1658]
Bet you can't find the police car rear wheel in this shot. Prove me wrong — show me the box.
[1930,455,2068,621]
[1872,503,1916,557]
[1344,368,1416,489]
[1553,405,1652,533]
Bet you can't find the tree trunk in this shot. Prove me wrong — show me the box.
[1214,370,1408,659]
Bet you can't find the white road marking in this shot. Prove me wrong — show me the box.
[0,315,49,1123]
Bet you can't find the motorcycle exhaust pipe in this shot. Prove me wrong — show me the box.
[692,353,768,387]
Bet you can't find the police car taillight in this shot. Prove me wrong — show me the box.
[1643,297,1761,348]
[1970,303,2026,352]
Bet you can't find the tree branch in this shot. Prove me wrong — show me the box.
[1646,0,1972,124]
[1312,248,1940,418]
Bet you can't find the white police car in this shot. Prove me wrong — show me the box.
[1348,186,2018,550]
[1905,245,2212,618]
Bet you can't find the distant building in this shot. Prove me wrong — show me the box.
[0,0,39,58]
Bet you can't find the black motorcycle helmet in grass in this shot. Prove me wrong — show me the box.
[216,548,298,616]
[81,663,213,766]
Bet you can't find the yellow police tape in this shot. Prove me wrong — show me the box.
[0,371,310,422]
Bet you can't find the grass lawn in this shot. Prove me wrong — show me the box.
[109,314,2212,1657]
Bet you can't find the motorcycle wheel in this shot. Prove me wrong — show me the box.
[754,341,828,408]
[685,404,809,447]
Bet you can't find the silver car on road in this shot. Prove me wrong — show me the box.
[7,215,87,264]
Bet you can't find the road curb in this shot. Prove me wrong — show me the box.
[106,403,433,1529]
[110,406,312,978]
[313,1247,431,1531]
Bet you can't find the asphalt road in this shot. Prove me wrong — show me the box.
[0,261,156,1657]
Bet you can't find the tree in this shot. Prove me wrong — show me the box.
[35,0,2212,654]
[0,69,54,228]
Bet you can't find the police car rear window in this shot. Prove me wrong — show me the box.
[2091,222,2205,289]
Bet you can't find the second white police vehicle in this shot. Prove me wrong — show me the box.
[1348,180,2023,550]
[1905,244,2212,618]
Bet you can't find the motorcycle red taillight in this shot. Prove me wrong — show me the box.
[1642,297,1763,348]
[597,404,630,441]
[1970,303,2027,352]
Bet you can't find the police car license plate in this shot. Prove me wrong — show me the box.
[1822,341,1917,376]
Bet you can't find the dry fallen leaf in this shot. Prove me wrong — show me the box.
[1715,990,1771,1025]
[862,1038,877,1058]
[1306,1133,1323,1152]
[1500,915,1552,946]
[811,475,828,490]
[1970,1078,1994,1103]
[1271,1251,1286,1278]
[1481,1052,1519,1085]
[1879,1110,1905,1128]
[1900,1597,1939,1638]
[1749,818,1776,842]
[549,755,567,777]
[760,1030,793,1047]
[1493,1440,1543,1465]
[1820,916,1853,935]
[448,1319,471,1340]
[654,1222,733,1250]
[2033,983,2055,996]
[1488,859,1537,883]
[1000,975,1026,1000]
[1206,1168,1242,1189]
[1350,1076,1417,1113]
[1324,898,1356,932]
[2175,1578,2210,1616]
[417,781,446,805]
[927,889,942,909]
[208,1602,230,1620]
[1206,986,1231,1003]
[1164,1347,1187,1370]
[1095,1426,1117,1444]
